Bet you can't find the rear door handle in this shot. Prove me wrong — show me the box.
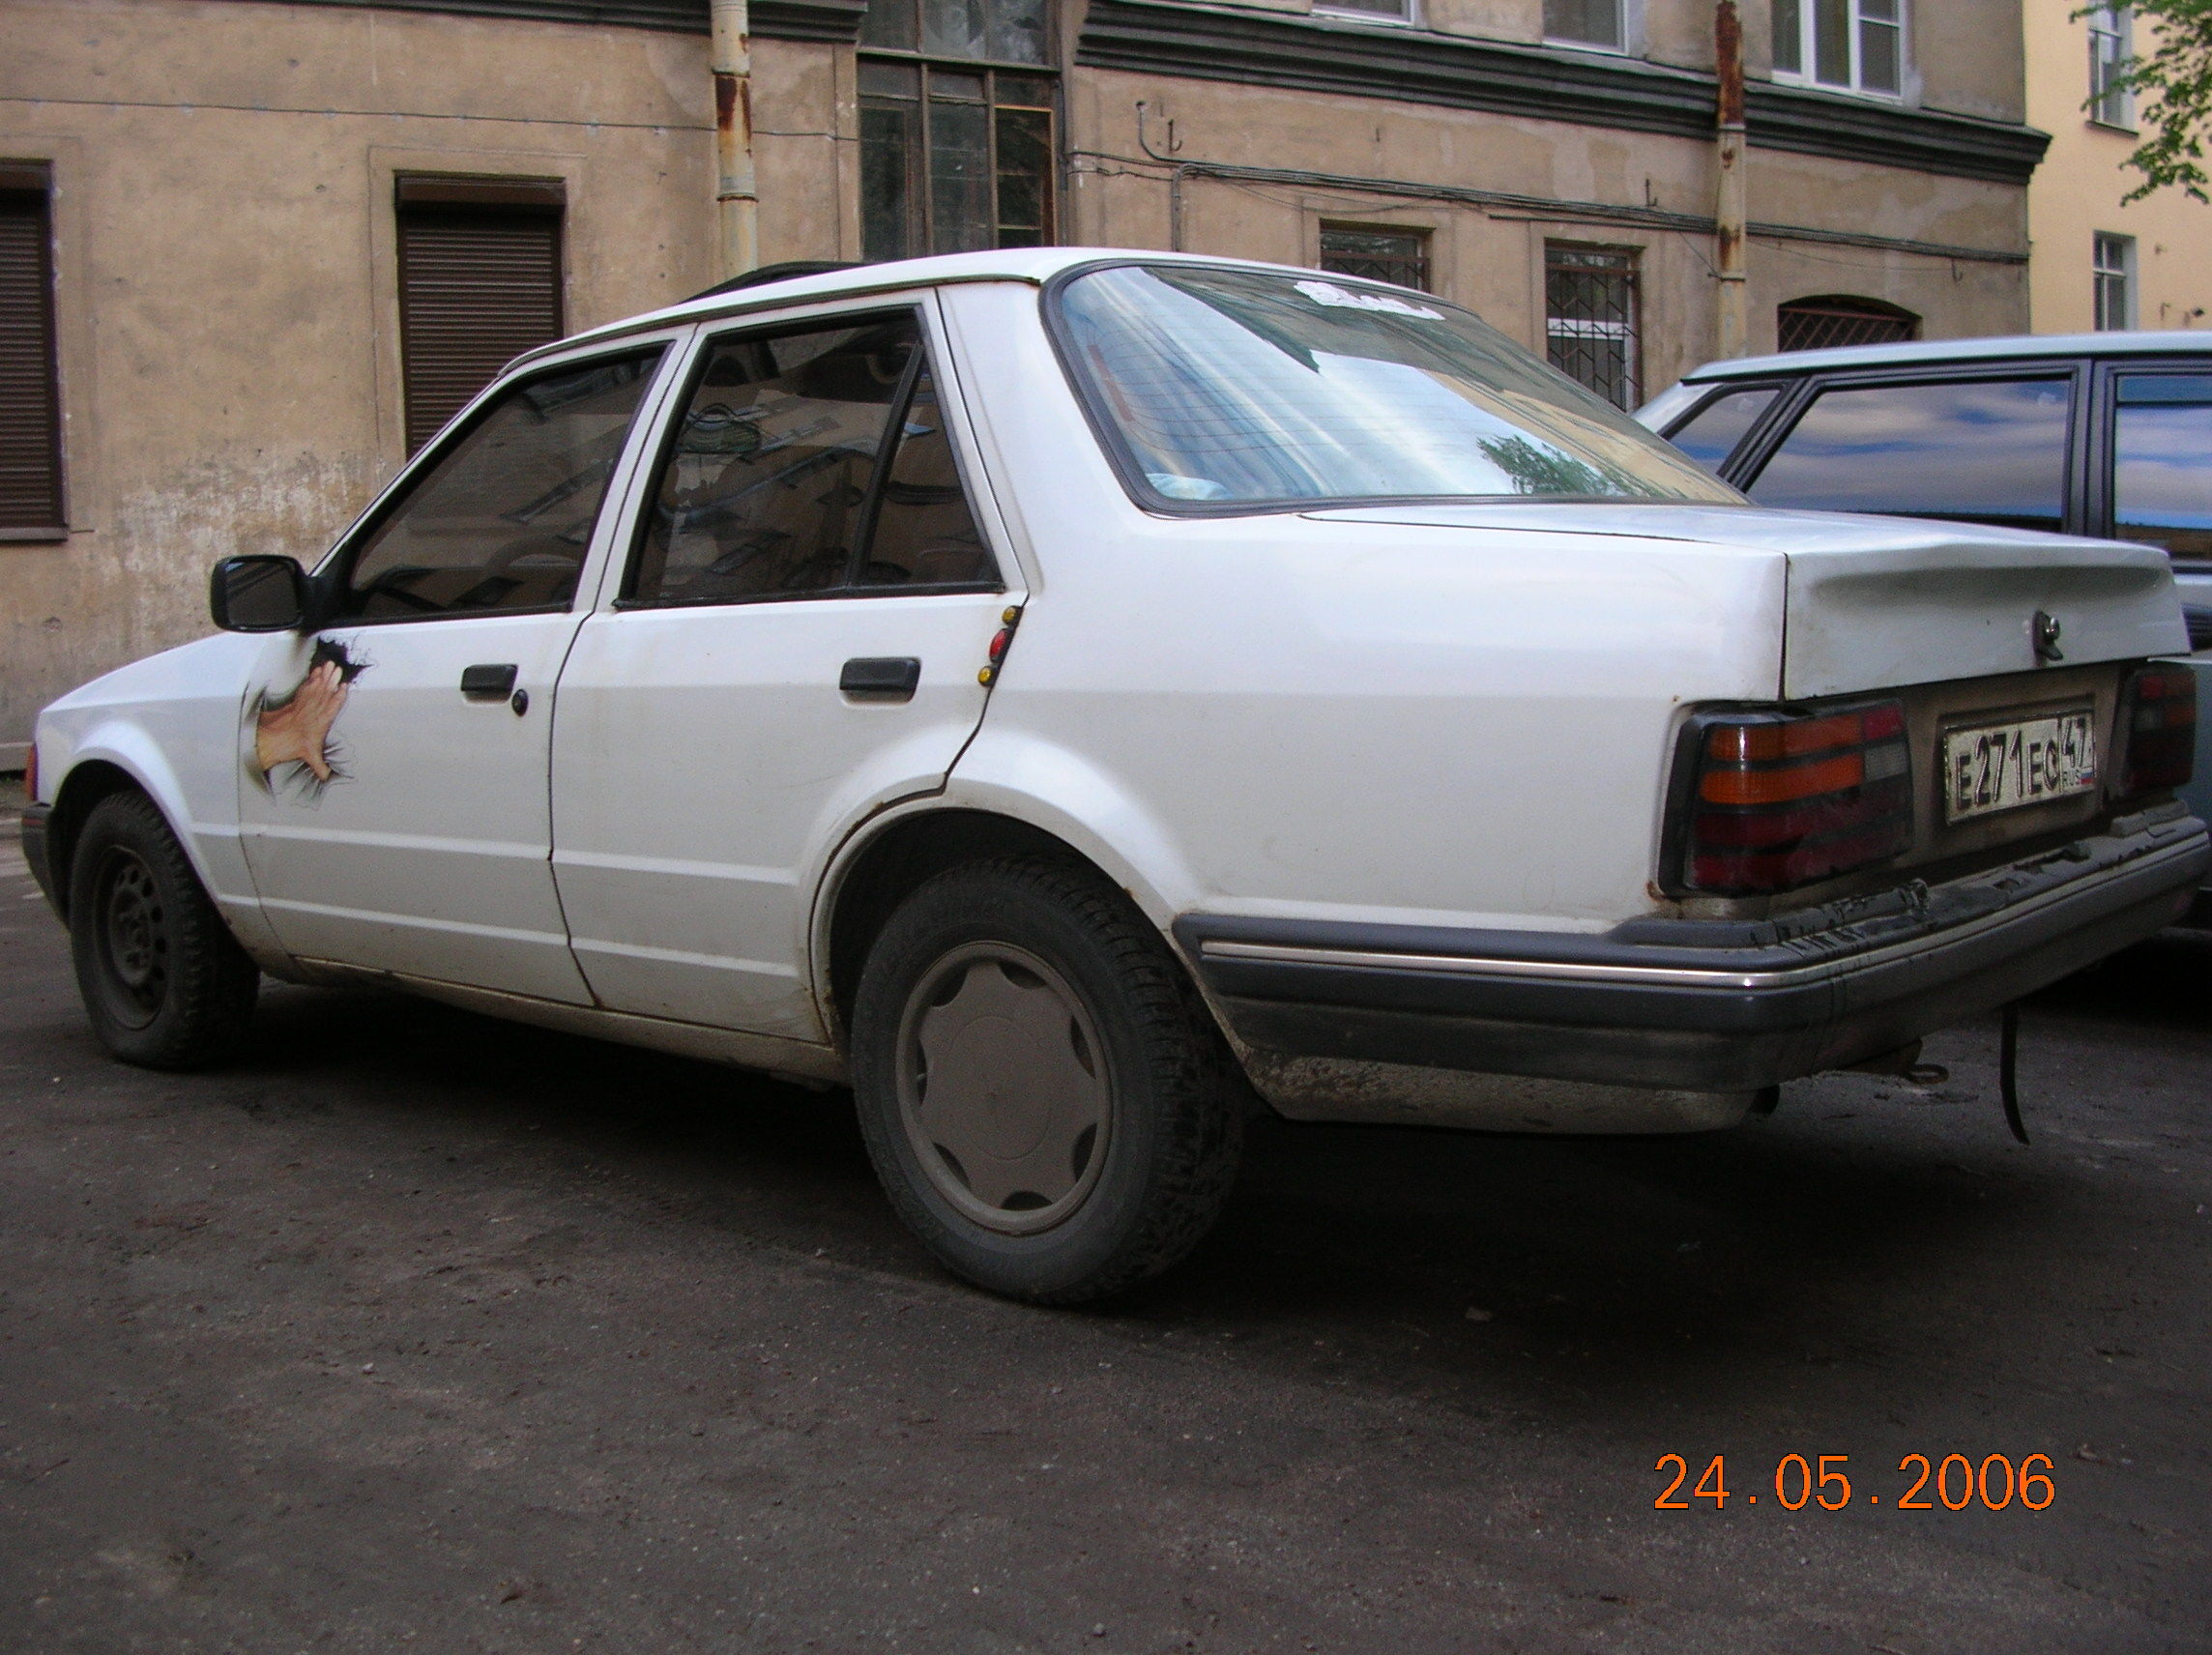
[839,656,920,702]
[460,663,519,700]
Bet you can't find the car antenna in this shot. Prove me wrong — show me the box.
[684,260,860,303]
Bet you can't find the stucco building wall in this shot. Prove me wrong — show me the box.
[1,0,2047,755]
[2023,0,2212,332]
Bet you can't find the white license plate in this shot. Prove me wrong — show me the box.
[1942,711,2099,823]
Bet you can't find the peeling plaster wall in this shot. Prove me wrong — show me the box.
[0,0,849,751]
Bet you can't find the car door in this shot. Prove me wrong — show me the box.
[1737,364,2088,535]
[550,298,1018,1038]
[237,339,684,1001]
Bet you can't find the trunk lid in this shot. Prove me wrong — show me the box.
[1314,503,2188,697]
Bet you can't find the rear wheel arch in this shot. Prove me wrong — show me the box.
[820,808,1150,1044]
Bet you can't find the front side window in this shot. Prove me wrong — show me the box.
[626,312,995,607]
[1546,244,1641,411]
[1774,0,1904,96]
[859,0,1055,261]
[2088,5,2134,128]
[1545,0,1626,49]
[2094,233,2137,331]
[1664,386,1781,473]
[2111,372,2212,562]
[341,350,663,620]
[1050,263,1740,510]
[1746,376,2072,533]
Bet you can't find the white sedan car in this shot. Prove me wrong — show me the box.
[20,250,2206,1301]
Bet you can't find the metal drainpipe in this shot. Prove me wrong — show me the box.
[1713,0,1750,357]
[712,0,759,279]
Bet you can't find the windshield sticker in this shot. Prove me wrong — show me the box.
[250,637,368,800]
[1290,279,1444,321]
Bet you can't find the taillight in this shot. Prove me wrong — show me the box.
[1671,701,1914,895]
[2117,664,2198,796]
[21,740,34,804]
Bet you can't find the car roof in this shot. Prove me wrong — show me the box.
[1676,330,2212,383]
[507,247,1389,371]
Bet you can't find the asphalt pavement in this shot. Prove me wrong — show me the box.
[3,781,2208,1653]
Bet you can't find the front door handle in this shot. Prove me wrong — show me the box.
[840,656,920,702]
[460,663,518,700]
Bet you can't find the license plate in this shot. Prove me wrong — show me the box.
[1942,711,2098,823]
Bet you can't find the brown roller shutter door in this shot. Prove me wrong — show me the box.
[0,166,66,537]
[396,177,566,454]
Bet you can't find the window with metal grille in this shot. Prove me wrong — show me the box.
[2088,6,2133,129]
[0,163,65,538]
[1545,244,1640,410]
[859,0,1056,262]
[1775,295,1919,352]
[1318,225,1430,291]
[1773,0,1904,96]
[2094,233,2136,331]
[396,177,566,455]
[1545,0,1625,49]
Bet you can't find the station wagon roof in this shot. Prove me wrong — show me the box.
[1677,330,2212,383]
[506,247,1345,372]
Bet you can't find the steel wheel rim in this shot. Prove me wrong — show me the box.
[894,942,1114,1236]
[95,848,167,1028]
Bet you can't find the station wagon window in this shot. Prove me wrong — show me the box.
[339,349,664,621]
[1663,386,1779,473]
[625,312,996,606]
[1050,263,1739,509]
[1745,376,2072,533]
[2110,372,2212,563]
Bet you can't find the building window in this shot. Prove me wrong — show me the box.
[1776,295,1919,351]
[0,162,66,538]
[2094,232,2137,331]
[859,0,1056,262]
[1316,0,1414,22]
[395,176,566,455]
[1318,224,1430,290]
[1773,0,1903,96]
[2088,6,2134,128]
[1545,0,1626,49]
[1545,244,1640,410]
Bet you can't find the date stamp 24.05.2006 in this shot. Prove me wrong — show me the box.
[1653,1454,2055,1513]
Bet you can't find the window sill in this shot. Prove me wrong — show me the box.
[1310,7,1418,26]
[2087,118,2139,136]
[1542,34,1631,54]
[1768,73,1906,106]
[0,527,70,544]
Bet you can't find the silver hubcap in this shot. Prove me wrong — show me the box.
[895,943,1112,1235]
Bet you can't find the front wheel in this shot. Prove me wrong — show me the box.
[849,856,1244,1304]
[68,790,259,1068]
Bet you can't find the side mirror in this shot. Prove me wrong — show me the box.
[210,555,309,633]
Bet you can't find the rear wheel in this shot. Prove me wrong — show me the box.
[68,791,258,1068]
[850,856,1244,1303]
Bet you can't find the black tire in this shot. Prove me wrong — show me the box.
[67,790,259,1069]
[850,855,1244,1304]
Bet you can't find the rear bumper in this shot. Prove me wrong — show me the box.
[18,802,56,915]
[1179,803,2209,1092]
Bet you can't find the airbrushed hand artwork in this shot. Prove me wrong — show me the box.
[250,638,366,796]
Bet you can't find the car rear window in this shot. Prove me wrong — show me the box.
[1746,375,2072,533]
[1049,263,1742,511]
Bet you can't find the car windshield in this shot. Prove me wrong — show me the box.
[1051,263,1743,509]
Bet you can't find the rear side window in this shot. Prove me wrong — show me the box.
[1746,376,2072,533]
[626,311,997,607]
[1663,386,1779,474]
[341,349,664,620]
[2111,372,2212,564]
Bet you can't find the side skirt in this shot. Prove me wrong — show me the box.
[293,958,850,1088]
